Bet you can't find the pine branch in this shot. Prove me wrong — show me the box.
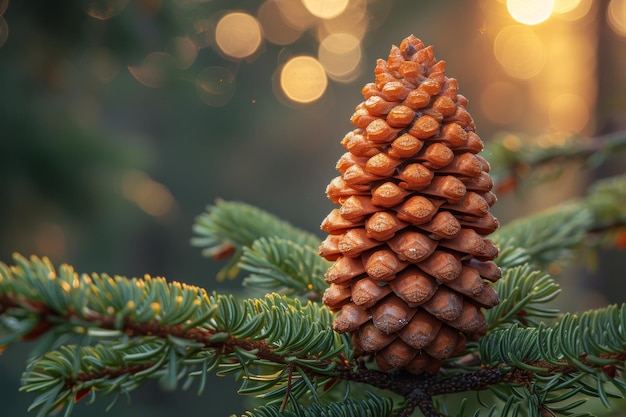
[3,178,626,417]
[485,264,560,329]
[191,200,320,280]
[493,203,592,270]
[0,254,347,416]
[479,304,626,415]
[487,129,626,194]
[585,173,626,237]
[493,173,626,271]
[241,393,394,417]
[239,237,330,300]
[4,252,626,417]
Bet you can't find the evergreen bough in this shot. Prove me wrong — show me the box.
[2,169,626,417]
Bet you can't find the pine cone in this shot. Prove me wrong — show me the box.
[319,35,501,374]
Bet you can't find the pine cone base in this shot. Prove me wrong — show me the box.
[320,35,501,375]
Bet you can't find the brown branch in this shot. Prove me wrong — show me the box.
[0,294,288,366]
[336,362,508,417]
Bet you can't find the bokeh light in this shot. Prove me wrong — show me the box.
[607,0,626,37]
[280,56,327,103]
[479,82,525,125]
[494,26,546,79]
[553,0,592,21]
[128,52,177,88]
[196,66,236,107]
[302,0,349,19]
[553,0,581,14]
[85,0,130,20]
[549,93,589,133]
[0,0,7,16]
[215,12,263,59]
[507,0,555,25]
[318,33,362,81]
[274,0,317,31]
[121,170,175,218]
[501,134,523,152]
[258,0,303,45]
[166,37,198,69]
[319,0,369,41]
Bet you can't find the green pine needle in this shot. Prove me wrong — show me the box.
[191,200,321,281]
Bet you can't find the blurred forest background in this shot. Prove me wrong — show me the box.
[1,0,625,415]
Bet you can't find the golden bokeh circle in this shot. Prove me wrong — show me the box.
[215,12,263,59]
[507,0,555,25]
[554,0,592,21]
[318,33,361,80]
[302,0,349,19]
[607,0,626,37]
[494,26,546,79]
[280,56,328,103]
[554,0,581,13]
[257,0,303,45]
[274,0,317,31]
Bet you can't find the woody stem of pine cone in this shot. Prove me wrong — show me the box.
[336,363,508,417]
[334,351,626,416]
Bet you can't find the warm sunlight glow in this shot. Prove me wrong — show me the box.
[318,33,362,81]
[196,66,236,107]
[480,82,525,125]
[507,0,554,25]
[553,0,581,13]
[280,56,327,103]
[302,0,349,19]
[553,0,591,20]
[607,0,626,37]
[549,93,589,133]
[215,12,263,59]
[494,26,546,79]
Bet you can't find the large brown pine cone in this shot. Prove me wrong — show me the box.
[319,35,501,375]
